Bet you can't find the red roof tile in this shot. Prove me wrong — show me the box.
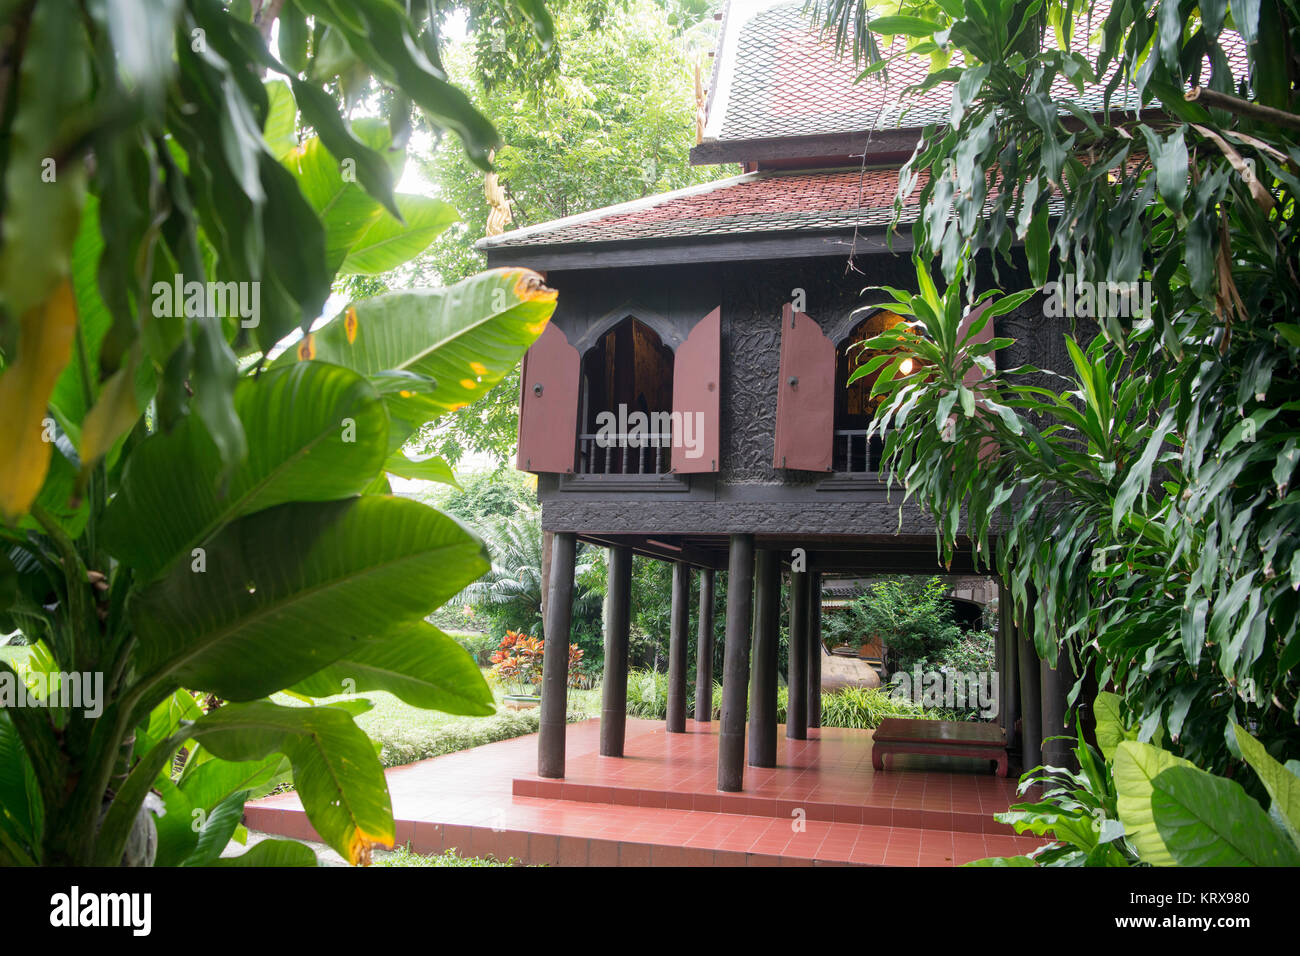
[480,166,928,248]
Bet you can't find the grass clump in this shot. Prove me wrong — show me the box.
[373,844,523,867]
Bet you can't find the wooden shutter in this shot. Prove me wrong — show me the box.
[516,322,580,474]
[773,303,836,471]
[670,307,721,473]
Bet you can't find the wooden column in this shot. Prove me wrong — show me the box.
[540,529,553,621]
[1017,609,1042,773]
[666,561,690,733]
[538,532,576,778]
[749,550,779,768]
[807,570,823,730]
[1040,652,1076,769]
[997,579,1020,748]
[693,569,716,722]
[717,534,754,792]
[599,545,632,757]
[787,569,808,740]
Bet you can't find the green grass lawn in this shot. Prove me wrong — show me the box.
[272,649,598,769]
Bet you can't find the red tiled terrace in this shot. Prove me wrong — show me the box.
[246,718,1043,866]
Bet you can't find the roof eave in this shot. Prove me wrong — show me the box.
[482,226,914,272]
[691,127,927,166]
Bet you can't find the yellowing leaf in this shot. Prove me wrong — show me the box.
[0,279,78,522]
[79,349,141,468]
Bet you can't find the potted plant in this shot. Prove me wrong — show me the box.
[490,631,585,709]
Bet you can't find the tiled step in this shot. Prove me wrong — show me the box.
[511,776,1017,836]
[243,798,1034,867]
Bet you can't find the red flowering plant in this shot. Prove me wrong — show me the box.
[489,631,584,695]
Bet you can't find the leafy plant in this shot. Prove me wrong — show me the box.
[0,0,560,866]
[827,576,964,672]
[489,630,583,694]
[976,693,1300,866]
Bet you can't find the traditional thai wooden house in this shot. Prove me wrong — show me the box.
[478,0,1079,791]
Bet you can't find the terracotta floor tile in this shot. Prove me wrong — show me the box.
[248,717,1042,869]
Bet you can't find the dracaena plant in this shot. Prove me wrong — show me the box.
[815,0,1300,859]
[0,0,561,866]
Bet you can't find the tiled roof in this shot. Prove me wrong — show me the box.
[479,166,925,248]
[703,0,1248,146]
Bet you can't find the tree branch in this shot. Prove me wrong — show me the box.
[1186,86,1300,133]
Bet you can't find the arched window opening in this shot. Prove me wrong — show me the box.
[577,317,675,475]
[833,310,908,473]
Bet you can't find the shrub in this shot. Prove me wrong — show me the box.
[935,629,997,675]
[368,708,587,769]
[450,631,500,667]
[489,631,585,694]
[818,686,946,729]
[621,669,949,727]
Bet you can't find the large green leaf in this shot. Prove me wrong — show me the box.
[276,267,556,444]
[291,620,495,716]
[1113,740,1197,866]
[1093,691,1134,760]
[0,711,41,862]
[103,361,389,581]
[129,495,489,702]
[181,789,249,867]
[212,838,318,866]
[383,451,459,487]
[263,79,299,161]
[0,0,89,324]
[194,701,391,864]
[283,120,403,273]
[178,750,290,809]
[338,194,458,275]
[1231,722,1300,845]
[1150,764,1300,866]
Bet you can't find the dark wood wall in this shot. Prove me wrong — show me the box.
[531,248,1068,546]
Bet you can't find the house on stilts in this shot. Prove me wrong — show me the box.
[479,0,1084,792]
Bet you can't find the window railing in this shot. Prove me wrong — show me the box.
[832,429,890,475]
[577,429,673,475]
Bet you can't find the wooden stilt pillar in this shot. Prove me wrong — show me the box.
[787,569,808,740]
[749,550,779,767]
[1040,652,1076,769]
[997,579,1020,749]
[807,570,823,730]
[540,530,553,622]
[667,561,690,733]
[693,569,716,722]
[1017,610,1042,773]
[599,545,632,757]
[539,532,576,778]
[718,534,754,792]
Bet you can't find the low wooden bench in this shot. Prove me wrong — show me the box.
[871,718,1008,776]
